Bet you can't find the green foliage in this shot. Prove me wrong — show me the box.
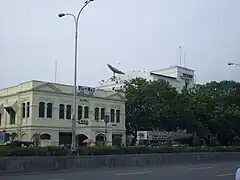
[124,78,240,146]
[1,146,240,156]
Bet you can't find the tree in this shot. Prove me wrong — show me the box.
[10,132,17,143]
[124,78,179,144]
[124,77,240,146]
[182,81,240,146]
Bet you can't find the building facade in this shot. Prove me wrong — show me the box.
[98,65,195,92]
[0,80,126,146]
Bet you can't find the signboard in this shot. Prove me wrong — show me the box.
[181,73,193,79]
[148,131,173,140]
[77,86,95,95]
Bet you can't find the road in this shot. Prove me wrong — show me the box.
[0,161,239,180]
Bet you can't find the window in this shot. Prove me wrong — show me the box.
[95,107,99,121]
[39,102,45,118]
[27,102,30,117]
[110,109,115,122]
[47,103,52,118]
[78,106,83,120]
[22,103,26,118]
[59,104,65,119]
[9,109,16,124]
[66,105,71,119]
[116,110,120,123]
[100,108,105,120]
[84,106,89,119]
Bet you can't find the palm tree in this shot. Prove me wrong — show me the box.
[32,133,41,147]
[10,132,17,143]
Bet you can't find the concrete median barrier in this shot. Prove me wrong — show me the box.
[0,152,240,174]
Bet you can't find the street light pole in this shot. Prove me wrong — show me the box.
[58,0,94,151]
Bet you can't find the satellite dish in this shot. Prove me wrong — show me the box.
[106,64,125,82]
[107,64,125,75]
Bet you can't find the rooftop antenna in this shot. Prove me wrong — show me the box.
[54,60,57,83]
[179,46,182,66]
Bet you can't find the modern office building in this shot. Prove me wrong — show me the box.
[98,65,195,92]
[0,80,126,146]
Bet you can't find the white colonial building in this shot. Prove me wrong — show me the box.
[98,65,195,92]
[0,80,126,146]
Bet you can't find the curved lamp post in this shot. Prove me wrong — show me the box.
[58,0,94,151]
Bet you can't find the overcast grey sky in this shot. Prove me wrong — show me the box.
[1,0,239,88]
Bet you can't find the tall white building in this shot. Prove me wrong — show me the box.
[98,65,195,92]
[0,80,126,146]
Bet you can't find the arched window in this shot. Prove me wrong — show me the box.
[22,103,26,118]
[100,108,105,120]
[116,110,120,123]
[78,106,83,120]
[66,105,71,119]
[59,104,65,119]
[26,102,30,117]
[110,109,115,122]
[39,102,45,118]
[95,107,99,121]
[84,106,89,119]
[47,103,52,118]
[40,134,51,140]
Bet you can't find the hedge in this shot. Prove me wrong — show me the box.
[1,146,240,156]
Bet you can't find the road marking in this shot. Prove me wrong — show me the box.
[116,171,153,176]
[216,173,235,177]
[188,166,213,171]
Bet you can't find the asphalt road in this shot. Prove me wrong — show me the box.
[0,161,239,180]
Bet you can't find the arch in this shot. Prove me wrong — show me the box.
[40,133,51,140]
[95,133,106,146]
[21,133,28,141]
[76,134,88,147]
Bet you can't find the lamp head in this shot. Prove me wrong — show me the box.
[228,63,234,66]
[58,13,65,18]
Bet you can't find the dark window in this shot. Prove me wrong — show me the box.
[40,134,51,140]
[27,102,30,117]
[22,103,26,118]
[110,109,115,122]
[100,108,105,120]
[59,104,65,119]
[47,103,52,118]
[66,105,71,119]
[116,110,120,123]
[95,107,99,121]
[39,102,45,118]
[84,106,89,119]
[9,109,16,124]
[78,106,83,120]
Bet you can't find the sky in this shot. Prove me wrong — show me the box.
[1,0,240,89]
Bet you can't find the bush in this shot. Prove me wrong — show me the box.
[1,146,240,156]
